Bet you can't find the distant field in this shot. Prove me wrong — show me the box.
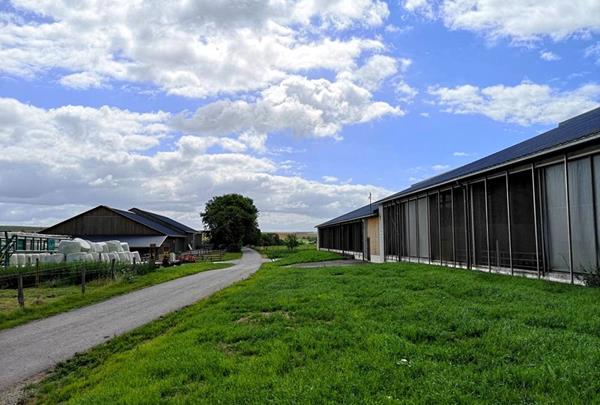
[31,248,600,404]
[272,231,316,239]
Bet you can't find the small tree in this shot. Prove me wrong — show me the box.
[201,194,260,252]
[284,234,300,251]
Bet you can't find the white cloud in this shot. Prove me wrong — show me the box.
[322,176,339,183]
[403,0,434,18]
[0,97,392,231]
[429,82,600,125]
[337,54,401,91]
[540,50,561,61]
[395,81,419,103]
[59,72,106,89]
[453,151,469,156]
[585,42,600,64]
[173,75,403,140]
[0,0,390,97]
[404,0,600,42]
[432,164,450,172]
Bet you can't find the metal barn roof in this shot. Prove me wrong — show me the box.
[129,208,197,234]
[109,208,186,237]
[317,203,378,227]
[317,106,600,228]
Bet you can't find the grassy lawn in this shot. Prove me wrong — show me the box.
[220,251,243,261]
[31,250,600,403]
[0,262,231,331]
[256,244,342,265]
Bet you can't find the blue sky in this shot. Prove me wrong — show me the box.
[0,0,599,230]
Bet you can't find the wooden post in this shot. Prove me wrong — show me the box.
[35,258,40,287]
[111,258,116,281]
[17,273,24,308]
[81,267,86,294]
[132,257,137,273]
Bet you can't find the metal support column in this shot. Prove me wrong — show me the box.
[484,178,491,271]
[564,155,574,283]
[532,165,541,278]
[451,188,456,267]
[506,172,513,275]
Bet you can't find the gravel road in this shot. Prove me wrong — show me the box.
[0,247,266,394]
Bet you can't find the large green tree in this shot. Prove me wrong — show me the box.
[201,194,260,251]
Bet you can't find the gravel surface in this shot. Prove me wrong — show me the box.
[0,248,266,396]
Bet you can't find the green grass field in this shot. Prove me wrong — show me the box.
[220,251,243,261]
[31,249,600,404]
[0,262,230,331]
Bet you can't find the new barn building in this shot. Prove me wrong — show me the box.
[41,205,203,254]
[317,107,600,284]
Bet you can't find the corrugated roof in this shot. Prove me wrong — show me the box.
[317,106,600,228]
[109,208,185,237]
[382,106,600,202]
[85,235,168,248]
[129,208,197,234]
[317,204,378,227]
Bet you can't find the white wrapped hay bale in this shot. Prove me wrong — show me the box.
[132,251,141,263]
[39,253,52,264]
[120,242,130,252]
[170,253,176,262]
[100,253,111,263]
[96,242,108,253]
[53,254,65,264]
[9,254,18,267]
[58,240,82,255]
[66,252,88,263]
[16,254,26,267]
[73,238,92,253]
[117,252,129,262]
[106,241,123,253]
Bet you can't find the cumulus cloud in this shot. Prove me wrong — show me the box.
[0,0,390,97]
[173,75,403,140]
[0,97,391,230]
[403,0,600,42]
[429,82,600,125]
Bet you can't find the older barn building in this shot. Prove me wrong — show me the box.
[41,205,202,254]
[317,107,600,284]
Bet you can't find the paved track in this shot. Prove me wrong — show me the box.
[0,248,266,392]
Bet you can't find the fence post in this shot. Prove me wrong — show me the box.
[132,257,136,273]
[81,267,86,294]
[111,259,116,280]
[17,273,24,308]
[35,258,40,287]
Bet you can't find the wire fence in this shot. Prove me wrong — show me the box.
[0,258,157,308]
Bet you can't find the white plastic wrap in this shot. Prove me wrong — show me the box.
[120,242,130,252]
[106,241,123,253]
[100,253,110,263]
[16,254,25,267]
[66,252,88,263]
[97,242,108,253]
[73,238,92,252]
[58,240,82,255]
[53,254,65,264]
[9,254,18,267]
[132,251,141,263]
[117,252,129,262]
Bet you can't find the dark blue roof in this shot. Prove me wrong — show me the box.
[129,208,197,234]
[318,106,600,227]
[382,106,600,202]
[110,208,186,237]
[317,203,378,227]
